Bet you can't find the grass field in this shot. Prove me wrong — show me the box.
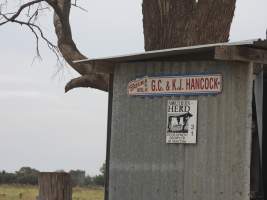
[0,184,104,200]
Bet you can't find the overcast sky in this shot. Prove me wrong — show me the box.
[0,0,266,175]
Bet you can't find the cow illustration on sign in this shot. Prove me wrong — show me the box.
[167,112,193,133]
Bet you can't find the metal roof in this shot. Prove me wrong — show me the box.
[74,39,267,64]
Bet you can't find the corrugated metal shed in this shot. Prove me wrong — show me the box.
[109,61,254,200]
[77,39,267,200]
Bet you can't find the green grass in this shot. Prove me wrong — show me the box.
[0,184,104,200]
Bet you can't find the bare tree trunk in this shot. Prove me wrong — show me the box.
[38,172,72,200]
[142,0,236,51]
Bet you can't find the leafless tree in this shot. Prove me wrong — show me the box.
[0,0,236,92]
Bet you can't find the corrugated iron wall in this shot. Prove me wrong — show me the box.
[109,61,253,200]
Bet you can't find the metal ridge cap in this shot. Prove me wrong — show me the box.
[73,39,260,63]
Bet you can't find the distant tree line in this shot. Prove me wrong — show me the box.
[0,164,105,187]
[0,167,39,185]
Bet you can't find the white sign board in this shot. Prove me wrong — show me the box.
[128,74,222,96]
[166,100,198,144]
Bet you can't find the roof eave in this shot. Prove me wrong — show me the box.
[74,39,267,65]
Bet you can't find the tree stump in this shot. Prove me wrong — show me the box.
[38,172,72,200]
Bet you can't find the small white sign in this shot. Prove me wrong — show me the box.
[166,100,198,144]
[128,74,222,96]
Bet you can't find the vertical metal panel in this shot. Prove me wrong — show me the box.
[105,74,114,200]
[262,70,267,198]
[109,61,253,200]
[255,69,263,164]
[251,66,264,198]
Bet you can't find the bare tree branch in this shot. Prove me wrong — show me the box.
[0,0,60,58]
[49,0,109,92]
[65,74,109,93]
[0,12,60,60]
[0,0,109,92]
[0,0,44,25]
[71,0,88,12]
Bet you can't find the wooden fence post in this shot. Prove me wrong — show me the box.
[37,172,72,200]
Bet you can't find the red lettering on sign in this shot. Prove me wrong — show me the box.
[172,79,177,90]
[158,80,163,91]
[205,78,209,89]
[151,80,156,91]
[186,78,190,90]
[200,78,205,89]
[210,78,214,89]
[166,81,170,91]
[190,78,195,90]
[128,75,222,95]
[195,78,200,90]
[214,78,219,89]
[178,79,183,90]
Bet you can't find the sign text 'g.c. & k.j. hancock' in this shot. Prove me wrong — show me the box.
[127,74,222,96]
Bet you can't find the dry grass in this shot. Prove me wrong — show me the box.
[72,186,104,200]
[0,184,104,200]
